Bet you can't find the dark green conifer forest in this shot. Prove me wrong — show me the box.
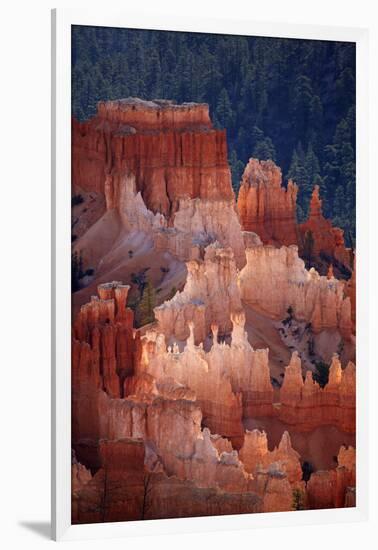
[72,26,356,242]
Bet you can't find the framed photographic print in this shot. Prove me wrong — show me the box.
[51,8,369,541]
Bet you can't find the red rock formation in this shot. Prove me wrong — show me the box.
[239,243,353,339]
[72,281,136,399]
[72,98,234,217]
[108,172,246,267]
[155,243,242,343]
[73,438,146,523]
[299,186,352,272]
[71,121,357,519]
[136,311,276,445]
[236,161,353,275]
[279,353,356,433]
[239,430,302,484]
[306,445,355,510]
[237,159,299,246]
[72,281,140,458]
[139,324,245,446]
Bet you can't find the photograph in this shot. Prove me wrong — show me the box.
[70,24,356,524]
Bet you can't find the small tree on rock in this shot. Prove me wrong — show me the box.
[137,281,156,326]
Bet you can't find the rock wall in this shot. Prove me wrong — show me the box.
[237,158,299,246]
[72,98,234,217]
[279,352,356,432]
[239,430,303,483]
[131,311,273,443]
[154,243,243,342]
[72,281,140,452]
[238,244,352,338]
[306,445,356,509]
[109,171,246,266]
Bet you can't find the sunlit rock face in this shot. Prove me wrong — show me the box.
[71,99,356,522]
[72,281,136,400]
[100,171,246,267]
[237,158,299,246]
[238,244,352,339]
[154,243,243,343]
[239,430,302,484]
[73,98,234,217]
[131,311,274,446]
[279,352,356,433]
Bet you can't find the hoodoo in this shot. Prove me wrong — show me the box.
[299,186,352,273]
[237,158,299,246]
[71,97,356,522]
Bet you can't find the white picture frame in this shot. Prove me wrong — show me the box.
[51,8,369,541]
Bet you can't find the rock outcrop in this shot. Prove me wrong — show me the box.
[239,430,302,484]
[72,281,136,399]
[299,186,352,273]
[73,98,234,218]
[306,445,356,509]
[71,99,357,523]
[239,244,353,339]
[110,172,246,266]
[72,281,140,454]
[279,352,356,432]
[237,158,299,246]
[134,312,274,445]
[73,438,263,523]
[155,243,242,343]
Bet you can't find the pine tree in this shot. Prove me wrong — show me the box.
[229,149,245,194]
[215,88,234,129]
[252,137,276,161]
[137,281,156,327]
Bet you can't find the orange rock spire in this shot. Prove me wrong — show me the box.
[237,158,298,246]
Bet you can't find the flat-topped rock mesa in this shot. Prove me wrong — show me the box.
[96,98,213,131]
[237,158,299,246]
[72,98,234,217]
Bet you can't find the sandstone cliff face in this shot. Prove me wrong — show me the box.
[237,158,298,246]
[73,438,263,523]
[73,99,234,217]
[72,281,136,399]
[127,310,274,445]
[239,430,302,484]
[111,172,246,266]
[279,352,356,432]
[146,313,273,430]
[239,244,353,339]
[72,292,356,519]
[306,445,355,510]
[155,243,242,343]
[72,101,356,521]
[72,281,140,454]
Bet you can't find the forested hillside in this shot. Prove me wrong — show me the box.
[72,26,356,242]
